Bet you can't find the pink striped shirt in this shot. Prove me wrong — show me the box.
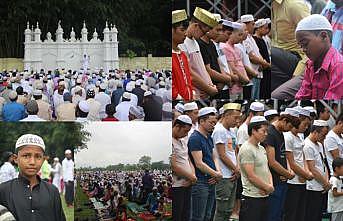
[295,47,343,100]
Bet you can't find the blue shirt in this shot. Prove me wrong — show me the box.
[188,130,216,181]
[2,102,26,122]
[322,1,343,54]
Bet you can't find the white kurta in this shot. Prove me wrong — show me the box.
[51,162,62,192]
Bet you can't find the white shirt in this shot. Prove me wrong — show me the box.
[328,176,343,213]
[53,89,68,109]
[237,123,249,146]
[62,158,74,182]
[86,98,101,121]
[95,92,111,119]
[284,132,305,185]
[212,123,236,178]
[215,42,230,90]
[156,88,167,99]
[115,101,132,121]
[75,117,88,122]
[324,130,343,175]
[243,35,263,78]
[0,162,17,183]
[303,137,326,191]
[172,137,193,187]
[20,115,46,122]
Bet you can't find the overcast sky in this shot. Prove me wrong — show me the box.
[75,122,171,168]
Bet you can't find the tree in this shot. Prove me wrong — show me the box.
[138,155,151,169]
[0,0,170,58]
[0,122,90,162]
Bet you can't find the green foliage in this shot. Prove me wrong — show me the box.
[126,49,137,59]
[0,122,91,160]
[0,0,170,58]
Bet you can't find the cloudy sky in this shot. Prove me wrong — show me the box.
[75,122,171,168]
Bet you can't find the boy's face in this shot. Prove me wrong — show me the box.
[208,24,223,40]
[172,24,187,45]
[15,145,44,177]
[296,30,329,62]
[231,29,244,44]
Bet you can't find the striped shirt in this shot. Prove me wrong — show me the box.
[321,1,343,54]
[295,46,343,99]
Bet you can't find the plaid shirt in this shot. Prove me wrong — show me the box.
[295,47,343,99]
[322,1,343,54]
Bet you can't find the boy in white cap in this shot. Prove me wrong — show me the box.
[188,107,222,221]
[241,15,271,100]
[295,14,343,100]
[62,149,74,208]
[0,134,66,221]
[283,107,313,221]
[253,19,272,99]
[183,102,199,136]
[238,116,273,221]
[212,103,241,221]
[264,109,279,123]
[172,115,197,221]
[303,120,330,221]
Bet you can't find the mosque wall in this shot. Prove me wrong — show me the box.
[0,56,171,72]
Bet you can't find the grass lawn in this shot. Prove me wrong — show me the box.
[61,194,74,221]
[75,184,97,220]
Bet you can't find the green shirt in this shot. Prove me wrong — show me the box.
[238,141,270,198]
[41,160,51,180]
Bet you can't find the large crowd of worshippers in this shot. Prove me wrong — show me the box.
[0,68,172,122]
[172,100,343,221]
[77,169,172,220]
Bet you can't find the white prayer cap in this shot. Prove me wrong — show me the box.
[241,14,254,23]
[54,157,59,161]
[129,106,145,119]
[33,89,42,96]
[76,78,82,84]
[265,18,271,24]
[255,19,267,28]
[126,84,133,92]
[100,83,107,90]
[159,81,166,86]
[284,108,300,117]
[176,115,192,125]
[162,102,172,112]
[175,103,184,113]
[144,91,152,97]
[264,109,278,117]
[135,79,143,86]
[294,106,311,117]
[16,134,45,151]
[184,102,198,111]
[250,116,268,124]
[303,106,316,114]
[79,100,89,113]
[221,19,233,28]
[295,14,332,32]
[36,82,43,90]
[219,107,224,115]
[58,81,65,86]
[231,22,243,29]
[198,107,217,117]
[123,92,132,99]
[9,91,18,100]
[74,86,82,93]
[65,149,72,154]
[249,101,264,112]
[313,120,329,127]
[213,13,222,22]
[131,76,136,80]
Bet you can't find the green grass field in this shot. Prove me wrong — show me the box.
[75,185,97,220]
[61,194,74,221]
